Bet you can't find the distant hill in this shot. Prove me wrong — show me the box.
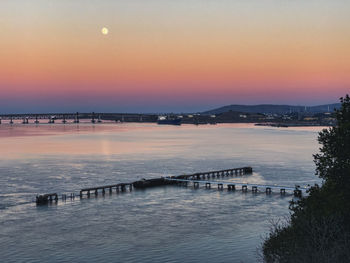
[203,103,341,115]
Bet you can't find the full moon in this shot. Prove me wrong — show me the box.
[101,27,109,35]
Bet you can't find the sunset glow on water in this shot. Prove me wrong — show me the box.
[0,123,323,262]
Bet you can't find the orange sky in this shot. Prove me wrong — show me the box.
[0,0,349,112]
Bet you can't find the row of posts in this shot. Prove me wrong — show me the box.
[188,169,247,180]
[37,183,134,205]
[79,184,133,198]
[179,181,302,197]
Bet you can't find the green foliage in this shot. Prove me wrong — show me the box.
[263,95,350,263]
[314,94,350,186]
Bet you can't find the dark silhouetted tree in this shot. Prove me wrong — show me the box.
[263,95,350,263]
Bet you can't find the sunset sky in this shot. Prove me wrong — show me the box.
[1,0,349,113]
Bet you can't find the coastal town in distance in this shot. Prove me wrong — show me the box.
[0,102,340,127]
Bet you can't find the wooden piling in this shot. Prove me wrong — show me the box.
[36,193,58,205]
[244,167,253,174]
[228,184,236,191]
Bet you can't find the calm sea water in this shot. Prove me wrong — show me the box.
[0,122,323,262]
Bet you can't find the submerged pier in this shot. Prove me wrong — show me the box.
[132,167,252,189]
[35,166,304,205]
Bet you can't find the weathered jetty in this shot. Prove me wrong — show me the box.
[35,166,304,205]
[77,167,252,200]
[132,167,252,188]
[36,167,252,204]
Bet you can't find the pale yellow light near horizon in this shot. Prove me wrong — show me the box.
[101,27,109,35]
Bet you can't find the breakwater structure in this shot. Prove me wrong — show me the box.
[35,166,304,205]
